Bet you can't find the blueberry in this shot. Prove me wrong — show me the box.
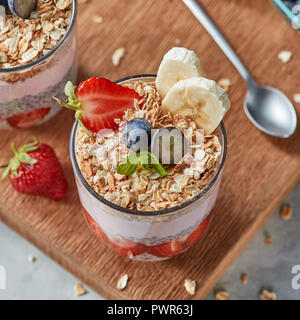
[151,127,188,165]
[123,118,152,152]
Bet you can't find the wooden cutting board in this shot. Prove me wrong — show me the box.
[0,0,299,300]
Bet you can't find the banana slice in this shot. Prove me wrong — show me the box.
[156,47,205,99]
[161,77,230,134]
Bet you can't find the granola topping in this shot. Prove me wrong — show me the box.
[0,0,72,74]
[75,80,222,212]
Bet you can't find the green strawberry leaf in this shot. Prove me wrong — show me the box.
[65,81,76,99]
[18,153,38,165]
[1,140,40,179]
[1,166,10,180]
[53,81,91,137]
[20,139,40,153]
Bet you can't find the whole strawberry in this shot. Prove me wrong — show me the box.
[1,140,68,201]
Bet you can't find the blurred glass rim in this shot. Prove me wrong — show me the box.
[272,0,300,28]
[0,0,78,74]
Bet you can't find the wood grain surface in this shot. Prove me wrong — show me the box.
[0,0,300,300]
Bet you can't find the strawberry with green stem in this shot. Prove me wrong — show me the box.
[54,77,142,135]
[1,139,68,201]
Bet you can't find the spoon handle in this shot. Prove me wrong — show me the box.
[182,0,255,85]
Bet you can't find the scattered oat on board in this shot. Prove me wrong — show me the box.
[74,283,87,296]
[117,274,128,290]
[260,289,276,300]
[280,205,293,221]
[28,255,36,262]
[265,236,272,245]
[218,78,231,93]
[240,274,248,285]
[215,291,229,300]
[184,279,196,295]
[0,0,72,80]
[112,47,125,66]
[278,51,292,63]
[93,15,103,24]
[293,94,300,104]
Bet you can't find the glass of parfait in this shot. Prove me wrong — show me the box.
[70,75,227,262]
[0,0,78,129]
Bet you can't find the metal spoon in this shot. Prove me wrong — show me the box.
[182,0,297,138]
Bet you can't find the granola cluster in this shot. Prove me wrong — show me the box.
[76,81,222,212]
[0,0,72,71]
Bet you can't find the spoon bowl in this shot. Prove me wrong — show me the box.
[244,83,297,138]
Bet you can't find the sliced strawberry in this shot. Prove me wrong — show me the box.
[7,107,50,129]
[148,210,214,258]
[82,206,145,257]
[110,236,147,258]
[55,78,142,134]
[82,207,109,244]
[149,239,187,258]
[186,209,214,247]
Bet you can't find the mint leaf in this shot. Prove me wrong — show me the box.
[128,151,149,165]
[149,152,168,177]
[142,163,150,170]
[116,152,168,177]
[152,163,168,177]
[117,162,140,176]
